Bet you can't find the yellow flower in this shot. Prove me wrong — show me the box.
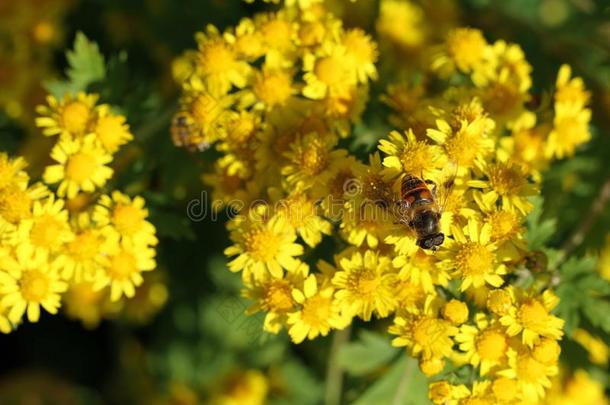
[442,219,507,291]
[342,28,378,83]
[497,348,558,403]
[13,194,72,257]
[62,281,113,329]
[432,28,491,78]
[555,64,590,109]
[55,213,108,281]
[456,313,509,375]
[332,250,397,321]
[93,191,158,247]
[442,299,469,325]
[281,132,345,191]
[427,105,495,169]
[376,0,425,51]
[225,207,303,280]
[389,296,459,360]
[243,262,308,334]
[0,182,48,225]
[429,381,470,405]
[545,102,591,159]
[0,244,67,323]
[0,153,28,190]
[394,249,450,294]
[210,369,269,405]
[340,200,393,249]
[94,242,156,301]
[303,42,355,99]
[287,274,348,343]
[44,134,114,198]
[469,161,538,214]
[92,105,133,153]
[195,25,251,96]
[273,191,332,248]
[500,289,564,347]
[251,68,296,110]
[379,129,446,181]
[35,92,98,138]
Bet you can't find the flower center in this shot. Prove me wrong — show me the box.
[486,289,512,315]
[314,56,344,86]
[488,210,520,242]
[30,215,65,249]
[488,164,524,195]
[67,230,99,261]
[413,317,446,347]
[113,204,145,236]
[66,153,97,183]
[108,251,138,281]
[348,268,379,297]
[264,280,294,312]
[61,101,90,134]
[261,19,292,50]
[199,42,235,75]
[95,115,126,151]
[445,130,478,166]
[400,141,433,174]
[492,378,517,402]
[0,185,32,223]
[476,330,507,361]
[301,141,328,176]
[254,71,292,108]
[344,30,376,64]
[245,228,281,263]
[455,242,494,277]
[533,338,561,364]
[191,94,221,126]
[20,269,50,302]
[227,114,256,145]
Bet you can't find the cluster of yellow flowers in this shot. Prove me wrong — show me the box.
[0,0,72,121]
[0,91,159,332]
[172,1,594,403]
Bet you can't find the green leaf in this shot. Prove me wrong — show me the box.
[45,32,106,97]
[338,330,400,376]
[353,356,430,405]
[525,196,557,250]
[272,359,323,405]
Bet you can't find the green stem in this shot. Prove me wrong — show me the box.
[391,356,416,405]
[325,326,351,405]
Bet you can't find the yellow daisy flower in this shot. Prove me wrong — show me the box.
[0,244,67,323]
[11,195,72,259]
[394,249,450,294]
[340,200,393,249]
[376,0,425,51]
[379,129,446,181]
[455,313,509,375]
[93,191,158,247]
[92,105,134,153]
[303,42,355,99]
[250,68,296,110]
[389,296,459,360]
[44,134,114,198]
[545,102,591,159]
[225,207,303,280]
[243,262,308,334]
[497,348,558,403]
[273,191,332,248]
[432,27,492,79]
[555,64,590,109]
[0,153,28,190]
[281,132,345,191]
[35,92,99,138]
[94,242,156,301]
[332,250,397,321]
[286,274,348,343]
[55,213,109,282]
[469,161,538,215]
[195,25,251,96]
[442,219,508,291]
[342,28,378,83]
[500,289,564,347]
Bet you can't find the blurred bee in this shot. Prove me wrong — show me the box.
[170,112,210,152]
[394,168,456,251]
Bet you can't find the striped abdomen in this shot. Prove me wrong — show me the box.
[401,175,434,207]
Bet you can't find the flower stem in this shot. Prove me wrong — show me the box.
[325,326,351,405]
[392,356,416,405]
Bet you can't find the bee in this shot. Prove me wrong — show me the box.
[394,169,456,251]
[171,112,210,152]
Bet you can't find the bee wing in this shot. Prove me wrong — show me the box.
[435,160,458,214]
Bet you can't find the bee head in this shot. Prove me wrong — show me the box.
[417,233,445,250]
